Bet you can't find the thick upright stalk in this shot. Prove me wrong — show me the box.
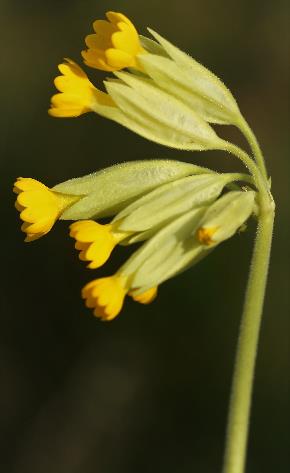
[222,204,275,473]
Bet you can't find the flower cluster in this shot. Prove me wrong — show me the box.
[48,11,246,151]
[14,11,260,321]
[14,161,256,320]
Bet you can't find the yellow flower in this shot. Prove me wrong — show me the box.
[69,220,129,269]
[82,275,157,321]
[82,275,126,321]
[13,178,78,241]
[82,11,145,72]
[48,59,114,117]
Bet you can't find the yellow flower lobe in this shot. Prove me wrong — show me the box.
[70,220,128,269]
[14,177,78,241]
[82,275,127,321]
[82,11,145,72]
[49,59,114,118]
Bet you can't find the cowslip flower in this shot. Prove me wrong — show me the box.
[13,178,79,241]
[48,59,114,117]
[49,58,221,150]
[69,220,129,269]
[82,11,145,72]
[82,275,157,321]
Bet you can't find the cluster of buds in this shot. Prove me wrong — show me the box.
[14,11,260,320]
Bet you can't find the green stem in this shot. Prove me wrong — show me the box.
[226,173,254,186]
[237,117,268,181]
[221,142,269,200]
[222,203,275,473]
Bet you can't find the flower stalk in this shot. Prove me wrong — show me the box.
[221,121,275,473]
[237,116,268,182]
[222,200,274,473]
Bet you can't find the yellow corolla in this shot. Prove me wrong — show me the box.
[49,59,114,117]
[13,178,78,241]
[82,11,145,71]
[70,220,129,269]
[82,275,158,321]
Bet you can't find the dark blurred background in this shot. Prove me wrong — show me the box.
[1,0,289,472]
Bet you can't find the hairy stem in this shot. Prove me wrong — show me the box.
[222,202,275,473]
[222,142,269,200]
[237,117,268,181]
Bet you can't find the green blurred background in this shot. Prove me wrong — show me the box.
[1,0,289,472]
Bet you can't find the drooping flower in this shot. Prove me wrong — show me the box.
[69,220,129,269]
[82,11,145,72]
[48,59,114,118]
[49,55,222,150]
[13,178,79,241]
[81,275,157,321]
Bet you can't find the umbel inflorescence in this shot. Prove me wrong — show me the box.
[14,11,270,321]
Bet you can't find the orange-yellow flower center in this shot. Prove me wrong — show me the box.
[196,226,218,246]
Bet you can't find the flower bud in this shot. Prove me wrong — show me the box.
[197,191,256,246]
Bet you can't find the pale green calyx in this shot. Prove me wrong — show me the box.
[104,72,221,151]
[120,207,207,291]
[119,189,256,291]
[53,160,207,220]
[140,29,242,126]
[114,173,240,234]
